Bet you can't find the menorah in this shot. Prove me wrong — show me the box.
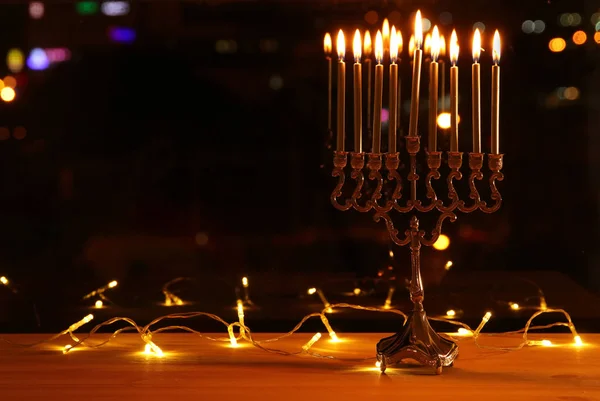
[325,12,504,374]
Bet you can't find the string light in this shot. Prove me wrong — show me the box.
[446,309,456,317]
[0,276,8,285]
[320,314,339,342]
[510,302,520,310]
[474,311,492,336]
[94,300,103,308]
[83,280,118,300]
[302,333,322,351]
[237,300,246,338]
[353,288,361,295]
[162,277,189,306]
[308,287,332,313]
[444,261,453,270]
[383,286,395,309]
[241,276,253,305]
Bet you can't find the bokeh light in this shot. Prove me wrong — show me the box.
[76,1,99,15]
[3,76,17,89]
[559,13,572,27]
[436,112,460,129]
[473,22,485,32]
[6,49,24,73]
[29,2,44,19]
[595,32,600,44]
[364,10,378,25]
[522,20,534,34]
[13,126,26,140]
[592,13,600,25]
[422,18,432,32]
[564,87,580,100]
[433,234,450,251]
[548,38,566,52]
[269,75,283,90]
[215,40,237,54]
[1,87,16,102]
[533,20,546,33]
[381,108,389,123]
[101,1,130,16]
[108,27,136,44]
[26,48,49,70]
[573,31,587,45]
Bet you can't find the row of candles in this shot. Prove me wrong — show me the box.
[324,11,501,155]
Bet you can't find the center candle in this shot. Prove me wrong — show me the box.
[472,29,482,153]
[336,30,346,151]
[372,31,384,153]
[428,26,440,152]
[408,11,423,138]
[389,26,399,153]
[353,30,362,153]
[449,30,459,151]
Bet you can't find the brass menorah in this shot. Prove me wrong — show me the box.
[331,141,504,374]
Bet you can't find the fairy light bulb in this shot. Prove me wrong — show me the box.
[302,332,322,351]
[94,300,103,308]
[308,287,332,313]
[108,280,118,288]
[320,314,339,342]
[0,276,8,285]
[446,309,456,317]
[510,302,520,310]
[375,361,381,368]
[444,261,453,270]
[68,314,94,332]
[383,286,395,309]
[574,335,583,346]
[228,324,238,347]
[457,328,472,336]
[143,342,164,356]
[542,339,552,347]
[474,311,492,336]
[63,344,72,354]
[83,279,119,300]
[353,288,361,296]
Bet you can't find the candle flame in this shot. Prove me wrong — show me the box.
[390,26,398,62]
[324,33,332,55]
[431,26,440,61]
[493,30,501,64]
[473,28,481,62]
[450,29,459,66]
[364,31,372,56]
[424,33,431,56]
[415,10,423,49]
[440,34,446,57]
[397,30,403,54]
[408,35,415,57]
[337,29,345,60]
[375,30,383,64]
[382,18,390,45]
[353,29,361,62]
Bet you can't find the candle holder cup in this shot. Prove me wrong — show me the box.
[330,137,504,374]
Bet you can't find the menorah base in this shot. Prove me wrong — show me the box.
[376,308,458,375]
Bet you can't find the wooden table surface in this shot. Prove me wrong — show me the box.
[0,333,598,400]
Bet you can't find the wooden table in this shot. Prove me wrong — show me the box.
[0,333,598,400]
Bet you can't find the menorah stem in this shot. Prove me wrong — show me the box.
[409,225,424,306]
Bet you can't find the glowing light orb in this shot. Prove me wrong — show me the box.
[433,234,450,251]
[0,87,16,102]
[27,48,50,71]
[7,49,24,73]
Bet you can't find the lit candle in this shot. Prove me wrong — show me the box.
[491,30,501,154]
[382,18,390,61]
[324,33,332,132]
[440,35,446,112]
[353,30,362,153]
[408,11,423,138]
[336,30,346,151]
[472,29,482,153]
[372,31,384,153]
[389,26,399,153]
[364,32,373,131]
[449,30,459,151]
[429,26,440,152]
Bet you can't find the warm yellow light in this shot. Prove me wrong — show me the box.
[510,302,520,310]
[364,31,372,56]
[408,35,415,56]
[302,332,322,351]
[390,26,398,63]
[329,331,340,342]
[308,287,317,295]
[108,280,118,288]
[389,250,394,258]
[549,37,567,52]
[473,28,481,62]
[431,26,440,61]
[414,10,423,49]
[573,30,587,45]
[424,33,431,56]
[541,339,553,347]
[433,234,450,251]
[595,32,600,44]
[375,361,381,368]
[94,300,103,308]
[397,30,403,54]
[382,18,390,45]
[493,30,501,64]
[0,87,15,102]
[446,309,456,317]
[336,29,345,60]
[63,344,72,354]
[68,314,94,332]
[353,288,361,296]
[375,30,383,63]
[353,29,362,62]
[444,260,453,270]
[450,29,459,65]
[242,277,248,288]
[324,33,332,54]
[437,112,451,129]
[144,342,164,357]
[0,276,8,285]
[440,35,446,57]
[484,311,492,321]
[457,328,472,336]
[574,335,583,346]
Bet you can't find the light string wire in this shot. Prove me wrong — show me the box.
[0,303,583,362]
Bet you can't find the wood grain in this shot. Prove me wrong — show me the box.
[0,333,598,400]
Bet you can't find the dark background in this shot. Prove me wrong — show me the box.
[0,0,599,335]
